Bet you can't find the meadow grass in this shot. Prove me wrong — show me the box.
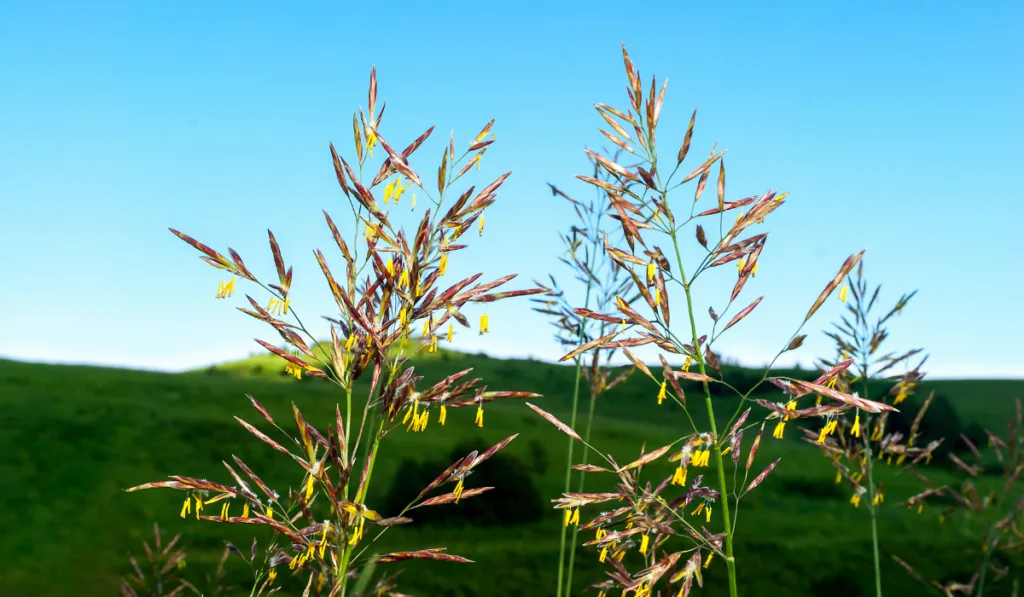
[1,355,1018,596]
[10,46,1021,597]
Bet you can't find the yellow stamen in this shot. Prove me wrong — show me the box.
[348,518,364,546]
[839,283,848,302]
[850,494,861,508]
[439,404,447,426]
[851,411,861,437]
[480,312,489,334]
[474,403,484,428]
[773,421,786,439]
[705,552,714,568]
[646,262,655,285]
[453,478,464,503]
[671,466,687,486]
[180,497,191,518]
[242,503,249,519]
[639,534,649,554]
[439,253,448,275]
[478,214,485,236]
[366,130,377,157]
[215,277,236,299]
[305,475,315,500]
[657,381,667,405]
[447,323,453,343]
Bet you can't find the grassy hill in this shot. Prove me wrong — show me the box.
[0,352,1020,596]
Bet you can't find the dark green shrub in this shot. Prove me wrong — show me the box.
[382,438,544,526]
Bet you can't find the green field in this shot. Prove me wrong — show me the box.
[0,353,1020,596]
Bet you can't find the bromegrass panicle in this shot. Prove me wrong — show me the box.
[127,66,546,596]
[527,44,893,597]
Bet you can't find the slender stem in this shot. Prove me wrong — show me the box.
[977,527,997,596]
[671,232,739,597]
[344,386,353,500]
[861,375,884,597]
[564,387,598,594]
[338,418,386,597]
[557,196,605,597]
[556,359,585,597]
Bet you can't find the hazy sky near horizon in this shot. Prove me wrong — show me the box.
[1,1,1021,379]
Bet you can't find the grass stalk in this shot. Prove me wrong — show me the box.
[862,369,883,597]
[556,280,595,597]
[672,231,739,597]
[564,388,599,595]
[338,417,386,597]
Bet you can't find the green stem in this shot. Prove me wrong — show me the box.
[557,201,604,597]
[556,358,585,597]
[564,388,598,595]
[338,418,386,597]
[861,376,883,597]
[344,386,353,498]
[977,528,997,596]
[672,232,739,597]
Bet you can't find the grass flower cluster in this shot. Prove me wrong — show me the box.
[127,67,546,595]
[120,46,1021,597]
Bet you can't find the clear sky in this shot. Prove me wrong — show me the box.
[1,0,1021,379]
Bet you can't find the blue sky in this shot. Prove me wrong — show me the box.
[1,0,1020,379]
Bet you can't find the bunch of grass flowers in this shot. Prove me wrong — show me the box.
[539,150,636,597]
[119,522,240,597]
[527,44,895,597]
[127,66,546,596]
[894,398,1024,597]
[801,261,935,597]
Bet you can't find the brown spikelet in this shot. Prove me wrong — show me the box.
[620,444,672,471]
[805,250,865,322]
[723,296,763,331]
[677,108,697,165]
[745,457,781,493]
[746,423,765,473]
[526,402,584,443]
[375,548,473,564]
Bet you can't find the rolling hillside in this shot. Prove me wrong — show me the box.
[0,352,1019,596]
